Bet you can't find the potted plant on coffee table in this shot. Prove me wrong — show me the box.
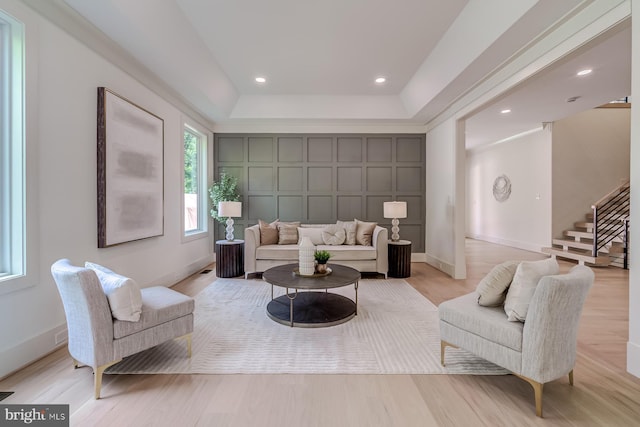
[314,250,331,274]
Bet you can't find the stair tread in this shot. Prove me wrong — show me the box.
[552,238,594,251]
[542,247,610,266]
[575,221,594,229]
[564,230,594,239]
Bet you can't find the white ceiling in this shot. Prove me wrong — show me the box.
[49,0,629,147]
[465,21,631,149]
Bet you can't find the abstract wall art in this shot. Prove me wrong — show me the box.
[97,87,164,247]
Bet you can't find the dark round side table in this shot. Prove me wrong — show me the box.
[388,240,411,278]
[215,239,244,278]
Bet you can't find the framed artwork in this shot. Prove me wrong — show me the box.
[97,87,164,247]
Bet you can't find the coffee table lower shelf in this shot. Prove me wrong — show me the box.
[266,291,356,328]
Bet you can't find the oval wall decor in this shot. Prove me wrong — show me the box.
[493,174,511,202]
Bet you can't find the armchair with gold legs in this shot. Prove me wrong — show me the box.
[51,259,194,399]
[439,264,594,417]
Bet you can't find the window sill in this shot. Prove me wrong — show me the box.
[0,273,36,295]
[182,229,209,244]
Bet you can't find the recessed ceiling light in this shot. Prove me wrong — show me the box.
[375,77,386,84]
[255,77,266,83]
[500,109,511,114]
[577,69,592,76]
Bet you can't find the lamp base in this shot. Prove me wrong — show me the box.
[391,218,400,242]
[225,218,235,241]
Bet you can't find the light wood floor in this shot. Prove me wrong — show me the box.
[2,239,639,426]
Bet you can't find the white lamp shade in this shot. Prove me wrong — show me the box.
[383,201,407,219]
[218,201,242,217]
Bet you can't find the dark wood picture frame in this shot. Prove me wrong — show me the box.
[97,87,164,248]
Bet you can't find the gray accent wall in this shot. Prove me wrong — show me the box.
[214,134,426,252]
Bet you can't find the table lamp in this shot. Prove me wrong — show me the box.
[383,201,407,242]
[218,201,242,241]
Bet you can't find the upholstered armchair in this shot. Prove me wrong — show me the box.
[439,264,594,417]
[51,259,194,399]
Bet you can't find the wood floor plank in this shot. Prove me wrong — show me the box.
[2,239,640,426]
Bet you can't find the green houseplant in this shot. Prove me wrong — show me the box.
[314,250,331,264]
[314,250,331,273]
[208,172,240,224]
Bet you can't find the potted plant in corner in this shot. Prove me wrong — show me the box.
[209,172,241,224]
[314,250,331,274]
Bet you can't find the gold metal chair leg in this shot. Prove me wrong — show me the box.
[94,360,121,399]
[532,381,544,417]
[176,333,192,357]
[513,373,544,417]
[569,369,574,386]
[184,334,192,358]
[440,340,458,366]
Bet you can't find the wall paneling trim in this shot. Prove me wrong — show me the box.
[214,134,425,252]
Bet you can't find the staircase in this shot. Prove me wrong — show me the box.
[543,180,629,268]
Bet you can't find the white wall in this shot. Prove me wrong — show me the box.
[627,0,640,378]
[466,127,552,252]
[552,108,630,238]
[0,0,213,378]
[425,118,466,279]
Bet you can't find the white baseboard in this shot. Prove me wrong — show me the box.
[424,253,455,278]
[627,341,640,378]
[466,233,545,254]
[145,255,214,287]
[411,253,427,263]
[0,324,68,380]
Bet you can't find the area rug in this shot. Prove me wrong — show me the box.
[106,277,507,375]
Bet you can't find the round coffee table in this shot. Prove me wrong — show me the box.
[263,263,361,328]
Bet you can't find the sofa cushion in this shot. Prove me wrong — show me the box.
[439,292,524,352]
[504,258,559,322]
[316,244,376,260]
[337,220,357,245]
[85,262,142,322]
[476,260,519,307]
[255,243,376,261]
[354,219,377,246]
[256,244,299,260]
[322,224,346,245]
[259,219,279,245]
[277,222,301,244]
[297,227,324,245]
[113,286,194,339]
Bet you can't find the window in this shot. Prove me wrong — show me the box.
[0,10,25,286]
[182,123,208,238]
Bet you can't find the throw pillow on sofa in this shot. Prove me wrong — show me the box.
[85,262,142,322]
[475,260,519,307]
[504,258,559,322]
[336,220,357,245]
[354,219,377,246]
[298,227,324,245]
[277,222,301,244]
[322,224,346,245]
[259,219,279,245]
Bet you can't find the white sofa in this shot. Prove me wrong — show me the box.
[244,223,388,278]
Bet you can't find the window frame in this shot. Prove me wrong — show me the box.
[0,7,34,294]
[181,120,210,242]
